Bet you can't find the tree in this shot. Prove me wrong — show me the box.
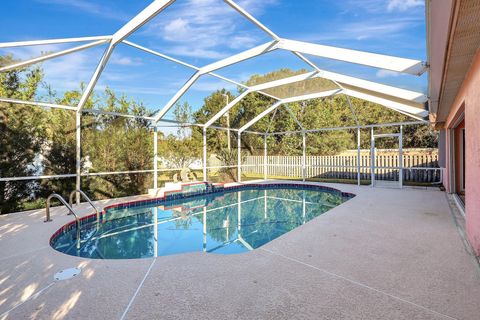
[0,55,46,214]
[157,135,200,168]
[173,101,191,139]
[192,89,237,152]
[216,148,247,182]
[40,88,88,198]
[40,86,154,200]
[158,101,201,169]
[80,88,153,199]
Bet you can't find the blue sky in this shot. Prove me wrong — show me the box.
[0,0,426,119]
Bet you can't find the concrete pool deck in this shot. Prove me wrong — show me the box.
[1,181,479,320]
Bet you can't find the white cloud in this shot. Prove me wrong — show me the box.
[236,0,278,13]
[162,46,228,60]
[34,0,129,21]
[109,54,143,66]
[229,35,260,50]
[343,0,424,14]
[387,0,424,12]
[376,69,401,78]
[0,44,65,61]
[302,17,422,42]
[140,0,277,60]
[191,79,237,92]
[163,18,190,36]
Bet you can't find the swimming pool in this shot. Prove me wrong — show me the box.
[51,184,354,259]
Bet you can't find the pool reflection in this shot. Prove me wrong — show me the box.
[52,188,349,259]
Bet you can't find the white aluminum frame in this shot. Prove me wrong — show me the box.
[153,40,278,122]
[238,89,341,134]
[0,0,431,192]
[276,39,428,75]
[0,36,112,48]
[371,131,403,188]
[0,39,109,73]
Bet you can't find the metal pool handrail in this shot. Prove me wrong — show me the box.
[45,193,81,249]
[69,189,100,222]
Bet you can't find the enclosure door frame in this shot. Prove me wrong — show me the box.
[371,131,403,188]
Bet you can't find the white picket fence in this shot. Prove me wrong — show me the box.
[240,149,441,183]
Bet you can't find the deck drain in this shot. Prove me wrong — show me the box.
[54,268,81,281]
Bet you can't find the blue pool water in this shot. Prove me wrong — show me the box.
[51,185,352,259]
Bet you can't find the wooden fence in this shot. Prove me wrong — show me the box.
[240,149,441,183]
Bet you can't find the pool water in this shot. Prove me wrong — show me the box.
[51,185,352,259]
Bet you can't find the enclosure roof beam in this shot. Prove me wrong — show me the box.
[223,0,326,79]
[222,0,322,103]
[269,120,428,135]
[248,69,427,122]
[153,119,261,135]
[198,40,278,75]
[76,0,177,112]
[223,0,280,40]
[0,97,159,120]
[236,90,341,134]
[380,106,425,122]
[265,108,278,134]
[249,68,426,104]
[246,68,426,104]
[283,105,304,131]
[0,39,108,72]
[224,1,427,79]
[204,90,252,128]
[85,109,156,120]
[276,38,428,75]
[153,72,201,121]
[287,50,358,131]
[291,51,322,72]
[0,36,112,49]
[249,71,318,91]
[122,40,280,100]
[342,88,428,119]
[343,93,359,127]
[0,97,77,111]
[76,43,115,112]
[203,71,321,132]
[281,89,342,104]
[123,40,198,69]
[111,0,176,45]
[317,69,427,103]
[238,89,342,134]
[153,40,278,122]
[239,101,283,133]
[0,0,430,130]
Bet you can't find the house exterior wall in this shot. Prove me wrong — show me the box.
[444,50,480,255]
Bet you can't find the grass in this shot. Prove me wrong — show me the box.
[244,173,371,185]
[239,173,440,187]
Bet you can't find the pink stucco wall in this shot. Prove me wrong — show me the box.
[445,50,480,255]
